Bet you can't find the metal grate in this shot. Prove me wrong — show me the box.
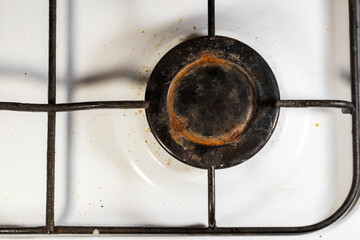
[0,0,359,235]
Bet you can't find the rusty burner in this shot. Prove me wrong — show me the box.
[145,36,280,169]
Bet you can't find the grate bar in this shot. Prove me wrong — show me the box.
[0,100,352,112]
[45,0,57,234]
[0,227,46,234]
[276,99,354,113]
[208,166,216,229]
[208,0,215,39]
[0,101,148,112]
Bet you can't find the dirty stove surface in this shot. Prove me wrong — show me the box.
[0,0,359,239]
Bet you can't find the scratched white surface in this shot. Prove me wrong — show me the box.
[0,0,357,239]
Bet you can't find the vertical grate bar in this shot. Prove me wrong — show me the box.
[349,0,360,208]
[208,166,216,229]
[46,0,57,234]
[208,0,215,39]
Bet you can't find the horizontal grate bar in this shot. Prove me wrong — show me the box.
[0,100,352,113]
[0,101,148,112]
[276,100,354,113]
[0,227,46,234]
[51,225,334,235]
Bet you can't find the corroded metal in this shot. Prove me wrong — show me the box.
[145,36,280,169]
[168,55,255,147]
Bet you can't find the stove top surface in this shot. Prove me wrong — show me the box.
[0,0,359,238]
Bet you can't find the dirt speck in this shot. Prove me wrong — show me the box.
[255,36,258,40]
[193,26,196,30]
[178,18,183,23]
[24,72,27,75]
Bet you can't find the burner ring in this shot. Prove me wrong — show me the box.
[145,36,280,169]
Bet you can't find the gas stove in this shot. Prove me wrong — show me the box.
[0,0,359,238]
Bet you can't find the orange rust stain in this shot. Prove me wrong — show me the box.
[168,55,247,146]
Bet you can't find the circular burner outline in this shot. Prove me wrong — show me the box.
[145,36,280,169]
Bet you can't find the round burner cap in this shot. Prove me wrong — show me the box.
[145,36,280,169]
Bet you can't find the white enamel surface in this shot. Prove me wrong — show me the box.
[0,0,358,239]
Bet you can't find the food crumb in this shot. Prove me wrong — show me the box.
[103,44,106,47]
[93,229,100,235]
[326,27,330,31]
[167,158,172,166]
[316,123,320,127]
[99,187,101,189]
[255,36,258,39]
[141,30,145,33]
[178,18,183,23]
[145,140,148,143]
[193,26,196,30]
